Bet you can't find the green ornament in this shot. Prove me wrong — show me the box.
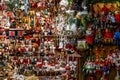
[30,19,34,26]
[43,9,48,15]
[11,22,16,27]
[68,0,73,4]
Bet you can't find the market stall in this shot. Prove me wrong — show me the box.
[0,0,119,80]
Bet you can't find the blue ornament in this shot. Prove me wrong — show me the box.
[114,31,120,45]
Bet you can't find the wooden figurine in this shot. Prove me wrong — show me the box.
[85,27,94,45]
[28,10,35,29]
[104,29,113,44]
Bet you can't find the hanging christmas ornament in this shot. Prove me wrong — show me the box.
[5,19,11,28]
[114,30,120,46]
[70,22,77,33]
[24,0,29,13]
[7,11,12,17]
[65,64,70,70]
[20,5,25,10]
[59,0,68,7]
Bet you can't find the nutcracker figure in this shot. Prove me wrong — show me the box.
[92,14,99,29]
[30,18,34,27]
[85,27,94,49]
[115,11,120,25]
[29,10,35,29]
[114,30,120,48]
[94,60,101,75]
[95,29,103,46]
[110,14,116,29]
[101,13,107,29]
[89,4,94,13]
[100,63,110,76]
[106,12,112,28]
[104,29,113,44]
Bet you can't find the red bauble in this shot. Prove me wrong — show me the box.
[7,11,12,17]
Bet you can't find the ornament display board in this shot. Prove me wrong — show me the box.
[0,0,82,80]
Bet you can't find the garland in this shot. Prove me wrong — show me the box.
[86,0,120,12]
[86,0,120,4]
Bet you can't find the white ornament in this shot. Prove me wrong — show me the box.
[71,23,77,32]
[20,6,25,10]
[15,4,18,7]
[5,21,10,27]
[36,12,40,17]
[73,61,77,65]
[66,10,75,15]
[59,41,63,49]
[59,0,68,7]
[69,61,72,66]
[66,24,70,30]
